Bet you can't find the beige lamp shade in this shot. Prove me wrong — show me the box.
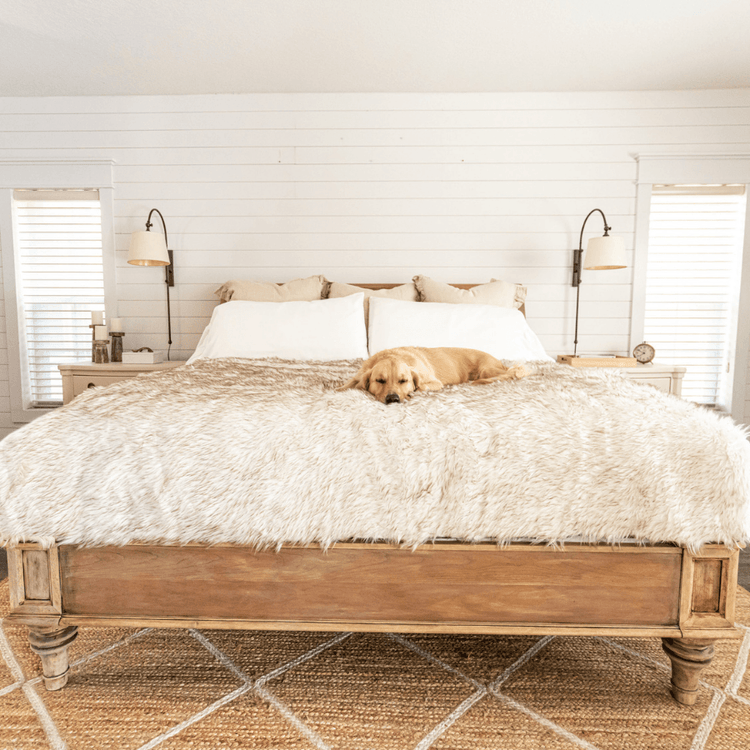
[584,235,627,270]
[128,231,170,266]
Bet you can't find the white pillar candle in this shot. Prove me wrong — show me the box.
[110,318,123,332]
[91,311,104,325]
[94,325,108,340]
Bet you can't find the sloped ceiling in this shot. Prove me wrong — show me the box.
[1,0,749,96]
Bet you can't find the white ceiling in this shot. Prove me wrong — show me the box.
[1,0,749,97]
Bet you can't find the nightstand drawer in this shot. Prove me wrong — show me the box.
[71,375,129,398]
[628,375,673,394]
[618,364,685,398]
[59,362,182,404]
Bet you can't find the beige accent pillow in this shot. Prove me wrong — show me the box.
[412,275,526,310]
[214,275,327,303]
[326,282,418,327]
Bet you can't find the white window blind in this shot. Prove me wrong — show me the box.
[644,185,747,407]
[12,189,105,407]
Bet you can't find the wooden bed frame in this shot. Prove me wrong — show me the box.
[3,283,742,706]
[6,540,740,705]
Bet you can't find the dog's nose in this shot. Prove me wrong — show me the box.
[385,393,401,404]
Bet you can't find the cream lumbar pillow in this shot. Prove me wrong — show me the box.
[326,282,418,327]
[412,275,526,310]
[214,275,327,303]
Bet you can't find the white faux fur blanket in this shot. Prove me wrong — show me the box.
[1,358,749,551]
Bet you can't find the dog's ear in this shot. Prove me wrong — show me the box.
[337,368,371,392]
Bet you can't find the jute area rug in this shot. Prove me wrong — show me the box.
[0,581,749,750]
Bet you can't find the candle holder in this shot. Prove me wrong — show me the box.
[89,324,97,362]
[93,340,109,364]
[110,332,125,363]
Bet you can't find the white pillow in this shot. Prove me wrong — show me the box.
[367,297,553,362]
[188,295,368,363]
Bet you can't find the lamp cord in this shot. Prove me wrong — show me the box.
[166,277,172,361]
[573,283,581,357]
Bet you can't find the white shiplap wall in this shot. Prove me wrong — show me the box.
[0,90,749,438]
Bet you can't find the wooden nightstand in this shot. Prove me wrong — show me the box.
[620,363,686,397]
[58,361,183,405]
[557,358,686,397]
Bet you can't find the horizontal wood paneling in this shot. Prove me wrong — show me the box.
[0,90,749,434]
[112,181,638,200]
[8,130,750,151]
[111,197,638,216]
[113,215,636,234]
[156,248,618,269]
[0,146,646,165]
[110,164,639,183]
[112,232,635,253]
[1,108,749,131]
[3,90,750,112]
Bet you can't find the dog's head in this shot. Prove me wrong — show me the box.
[341,354,419,404]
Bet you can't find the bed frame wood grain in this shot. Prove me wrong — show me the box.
[4,283,739,706]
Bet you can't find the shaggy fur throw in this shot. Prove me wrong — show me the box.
[0,358,749,551]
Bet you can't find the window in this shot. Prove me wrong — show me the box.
[633,154,750,421]
[643,185,747,407]
[0,160,114,422]
[12,190,106,406]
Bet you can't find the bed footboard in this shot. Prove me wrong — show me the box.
[5,541,740,703]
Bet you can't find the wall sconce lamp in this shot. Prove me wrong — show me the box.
[571,208,626,356]
[127,208,174,359]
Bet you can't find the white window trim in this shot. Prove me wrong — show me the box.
[631,153,750,422]
[0,161,116,422]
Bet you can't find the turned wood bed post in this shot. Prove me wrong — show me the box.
[28,626,79,690]
[660,547,740,706]
[661,638,716,706]
[6,543,79,689]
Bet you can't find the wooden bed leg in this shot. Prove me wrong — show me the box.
[661,637,715,706]
[28,626,78,691]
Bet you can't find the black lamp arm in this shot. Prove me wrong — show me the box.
[145,208,169,248]
[572,208,611,288]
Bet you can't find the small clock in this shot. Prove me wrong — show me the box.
[633,341,656,364]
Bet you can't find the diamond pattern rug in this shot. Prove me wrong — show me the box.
[0,580,748,750]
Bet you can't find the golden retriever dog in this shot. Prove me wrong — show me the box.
[339,346,526,404]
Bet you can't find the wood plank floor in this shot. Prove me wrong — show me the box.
[1,547,749,590]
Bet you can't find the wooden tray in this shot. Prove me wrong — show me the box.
[557,355,637,368]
